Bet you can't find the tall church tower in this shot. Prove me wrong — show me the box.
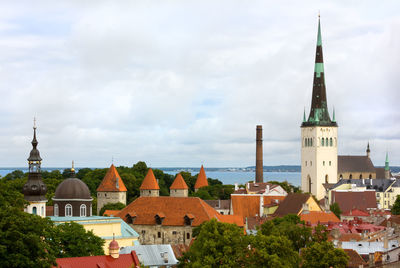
[23,120,48,217]
[301,17,338,200]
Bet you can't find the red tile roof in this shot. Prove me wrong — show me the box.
[97,164,127,192]
[194,165,208,189]
[218,214,245,227]
[231,195,260,219]
[103,210,122,217]
[117,196,223,227]
[344,249,368,268]
[170,174,189,190]
[331,191,377,213]
[55,251,140,268]
[263,196,286,207]
[300,211,340,225]
[139,168,160,190]
[342,209,369,217]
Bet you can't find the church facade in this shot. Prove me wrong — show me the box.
[301,17,338,200]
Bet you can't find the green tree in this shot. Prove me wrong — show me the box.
[180,219,249,267]
[99,202,126,216]
[0,179,28,209]
[301,241,349,268]
[49,222,105,258]
[330,202,342,218]
[0,207,56,268]
[392,195,400,215]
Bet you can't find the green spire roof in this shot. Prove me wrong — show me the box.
[385,152,390,171]
[332,107,336,122]
[303,108,306,122]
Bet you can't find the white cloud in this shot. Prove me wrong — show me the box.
[0,1,399,168]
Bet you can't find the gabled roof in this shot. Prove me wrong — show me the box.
[338,155,376,173]
[331,191,377,213]
[274,193,312,217]
[247,182,281,194]
[194,165,208,189]
[55,251,140,268]
[97,164,127,192]
[103,210,122,217]
[116,196,223,227]
[170,174,188,190]
[140,168,160,190]
[344,249,368,268]
[341,209,369,217]
[231,195,260,219]
[300,211,340,225]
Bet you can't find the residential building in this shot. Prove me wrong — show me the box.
[273,193,322,217]
[97,164,127,214]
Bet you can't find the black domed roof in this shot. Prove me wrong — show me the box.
[53,178,92,200]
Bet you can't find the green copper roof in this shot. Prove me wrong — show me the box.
[385,152,390,171]
[303,108,306,122]
[332,107,336,122]
[314,63,324,78]
[317,17,322,46]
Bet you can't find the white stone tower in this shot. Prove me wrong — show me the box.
[301,17,338,200]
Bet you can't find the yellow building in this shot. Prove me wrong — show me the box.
[274,193,322,217]
[50,216,140,254]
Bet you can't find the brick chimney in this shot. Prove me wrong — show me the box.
[256,125,263,183]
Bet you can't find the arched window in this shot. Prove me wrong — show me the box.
[310,161,312,166]
[80,204,86,217]
[307,175,312,193]
[330,138,333,146]
[339,174,343,180]
[323,161,325,166]
[329,161,331,166]
[41,206,44,216]
[305,161,307,166]
[359,174,363,179]
[65,204,72,217]
[32,206,37,215]
[321,138,324,146]
[349,174,353,179]
[54,204,59,217]
[369,174,372,179]
[304,138,307,147]
[310,138,313,147]
[90,205,92,216]
[325,175,329,184]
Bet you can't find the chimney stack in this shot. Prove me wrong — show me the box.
[256,125,263,183]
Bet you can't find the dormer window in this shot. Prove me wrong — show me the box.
[155,213,165,225]
[184,214,195,226]
[126,212,137,224]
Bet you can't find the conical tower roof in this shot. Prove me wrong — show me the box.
[302,16,336,127]
[195,165,208,189]
[97,164,127,192]
[140,168,160,190]
[170,173,189,190]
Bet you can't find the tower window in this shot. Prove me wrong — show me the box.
[305,138,307,147]
[310,161,312,166]
[330,138,333,146]
[65,204,72,217]
[187,233,190,239]
[329,161,331,166]
[305,161,307,166]
[310,138,313,147]
[80,204,86,217]
[32,206,37,215]
[359,174,363,179]
[323,161,325,166]
[158,232,161,238]
[349,174,353,179]
[54,204,59,217]
[41,206,44,216]
[321,138,324,146]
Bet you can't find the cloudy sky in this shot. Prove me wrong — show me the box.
[0,1,399,168]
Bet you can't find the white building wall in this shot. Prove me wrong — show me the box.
[301,126,338,200]
[25,200,47,218]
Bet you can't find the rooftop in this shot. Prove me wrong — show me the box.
[97,164,127,192]
[119,244,178,267]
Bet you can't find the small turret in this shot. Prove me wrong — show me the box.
[366,143,370,158]
[385,152,390,179]
[140,168,160,197]
[170,174,189,197]
[109,235,120,259]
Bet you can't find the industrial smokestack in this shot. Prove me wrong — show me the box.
[256,125,263,183]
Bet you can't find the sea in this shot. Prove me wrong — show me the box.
[0,167,301,186]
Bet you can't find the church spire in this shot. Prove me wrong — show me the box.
[302,16,336,127]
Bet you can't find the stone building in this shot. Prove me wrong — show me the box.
[97,164,127,214]
[139,168,160,197]
[301,17,338,200]
[194,165,208,192]
[23,121,47,217]
[52,166,93,217]
[169,174,188,197]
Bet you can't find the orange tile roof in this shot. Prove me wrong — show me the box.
[55,251,140,268]
[139,168,160,190]
[231,195,260,219]
[218,214,245,227]
[170,174,189,190]
[328,233,362,242]
[97,164,127,192]
[194,165,208,189]
[117,196,224,227]
[103,210,122,216]
[300,211,340,225]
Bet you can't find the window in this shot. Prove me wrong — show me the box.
[329,161,331,166]
[305,138,307,147]
[141,230,146,235]
[310,161,312,166]
[330,138,333,146]
[325,175,328,184]
[321,138,324,146]
[90,205,92,216]
[369,174,372,179]
[80,204,86,217]
[305,161,307,166]
[339,174,343,180]
[32,206,37,215]
[172,231,177,235]
[65,204,72,217]
[187,233,190,239]
[41,206,44,216]
[349,174,353,179]
[359,174,363,179]
[54,204,59,217]
[158,232,161,238]
[323,161,325,166]
[311,138,313,146]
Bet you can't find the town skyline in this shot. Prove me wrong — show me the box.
[0,1,399,167]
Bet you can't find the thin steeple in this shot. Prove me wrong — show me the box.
[385,152,390,171]
[302,16,336,127]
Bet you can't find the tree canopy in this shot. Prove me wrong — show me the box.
[392,195,400,215]
[99,202,126,216]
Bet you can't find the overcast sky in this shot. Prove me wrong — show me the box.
[0,1,399,168]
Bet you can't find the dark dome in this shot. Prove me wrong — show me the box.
[23,173,47,201]
[54,178,92,200]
